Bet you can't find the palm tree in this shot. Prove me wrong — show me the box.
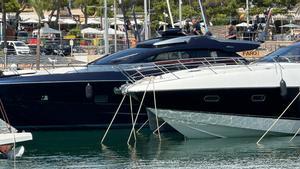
[29,0,48,70]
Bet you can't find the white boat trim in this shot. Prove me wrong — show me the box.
[126,63,300,93]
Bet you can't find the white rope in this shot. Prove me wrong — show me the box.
[257,90,300,145]
[13,132,16,166]
[289,128,300,142]
[129,96,136,140]
[101,94,127,144]
[127,78,152,145]
[136,119,149,133]
[152,77,161,140]
[153,121,167,135]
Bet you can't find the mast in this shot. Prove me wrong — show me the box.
[144,0,148,40]
[246,0,249,27]
[198,0,208,33]
[2,0,7,69]
[179,0,182,28]
[166,0,174,28]
[114,0,117,52]
[104,0,109,54]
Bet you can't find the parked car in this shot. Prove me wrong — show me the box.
[16,31,29,43]
[0,42,16,55]
[0,41,30,55]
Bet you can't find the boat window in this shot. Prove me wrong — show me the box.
[256,45,300,63]
[89,48,153,65]
[94,95,108,104]
[187,50,211,58]
[251,95,266,102]
[154,51,190,61]
[203,95,220,102]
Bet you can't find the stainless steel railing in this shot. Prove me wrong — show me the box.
[117,57,248,82]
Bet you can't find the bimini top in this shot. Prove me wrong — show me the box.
[154,36,260,52]
[90,35,260,65]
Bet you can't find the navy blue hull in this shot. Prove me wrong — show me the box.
[0,72,147,130]
[133,87,300,120]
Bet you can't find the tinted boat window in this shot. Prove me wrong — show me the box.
[257,46,300,62]
[150,50,241,62]
[154,51,190,61]
[90,48,153,65]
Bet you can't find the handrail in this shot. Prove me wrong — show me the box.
[118,57,250,82]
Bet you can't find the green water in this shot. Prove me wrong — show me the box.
[1,129,300,169]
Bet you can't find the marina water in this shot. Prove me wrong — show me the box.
[1,129,300,169]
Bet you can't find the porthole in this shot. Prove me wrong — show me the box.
[251,95,266,102]
[94,95,108,104]
[203,95,220,102]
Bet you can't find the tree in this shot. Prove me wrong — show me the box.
[74,0,98,26]
[29,0,49,70]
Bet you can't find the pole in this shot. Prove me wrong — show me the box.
[144,0,148,40]
[59,15,62,46]
[104,0,109,55]
[198,0,208,33]
[179,0,182,28]
[68,0,72,9]
[166,0,174,28]
[148,0,151,38]
[114,0,117,53]
[246,0,249,27]
[2,0,7,69]
[0,22,2,42]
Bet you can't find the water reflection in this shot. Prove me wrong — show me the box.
[1,129,300,168]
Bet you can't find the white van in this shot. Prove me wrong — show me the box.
[9,41,30,55]
[1,41,30,55]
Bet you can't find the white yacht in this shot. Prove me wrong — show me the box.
[123,42,300,139]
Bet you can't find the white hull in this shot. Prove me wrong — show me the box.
[148,108,300,139]
[0,132,33,146]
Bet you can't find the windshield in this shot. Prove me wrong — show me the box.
[14,42,27,47]
[256,44,300,63]
[90,48,153,65]
[18,32,28,37]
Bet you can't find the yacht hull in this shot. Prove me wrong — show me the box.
[0,72,147,130]
[132,86,300,138]
[148,108,300,139]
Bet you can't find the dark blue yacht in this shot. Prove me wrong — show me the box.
[0,35,260,130]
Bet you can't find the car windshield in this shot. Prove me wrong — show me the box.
[90,48,152,65]
[18,32,28,37]
[256,44,300,63]
[14,42,27,47]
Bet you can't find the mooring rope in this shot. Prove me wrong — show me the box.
[257,89,300,144]
[152,77,161,141]
[127,78,152,145]
[101,94,127,144]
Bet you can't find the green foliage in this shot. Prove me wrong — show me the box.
[3,0,21,12]
[272,7,288,14]
[29,0,50,20]
[210,14,230,25]
[68,27,81,37]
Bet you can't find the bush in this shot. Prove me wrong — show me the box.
[211,14,230,25]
